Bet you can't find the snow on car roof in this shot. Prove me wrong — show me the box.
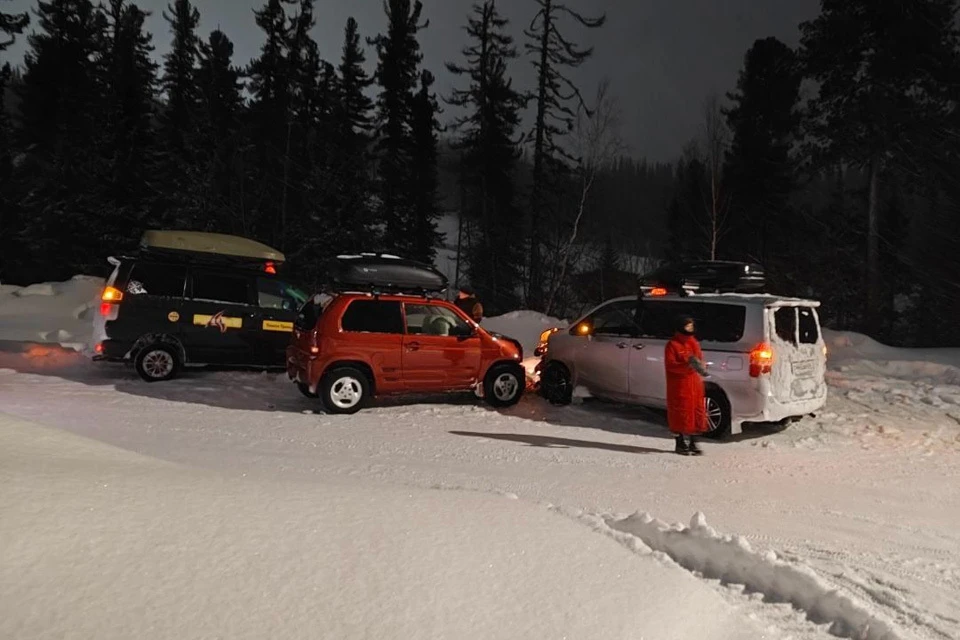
[607,293,821,307]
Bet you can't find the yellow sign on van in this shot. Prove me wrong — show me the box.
[193,312,242,333]
[262,320,294,333]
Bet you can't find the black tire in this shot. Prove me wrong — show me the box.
[134,344,180,382]
[703,386,732,440]
[484,363,524,408]
[539,361,573,405]
[320,366,370,415]
[297,381,319,399]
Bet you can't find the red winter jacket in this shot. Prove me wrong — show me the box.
[664,332,708,435]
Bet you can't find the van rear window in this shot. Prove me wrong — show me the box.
[126,263,186,298]
[799,307,820,344]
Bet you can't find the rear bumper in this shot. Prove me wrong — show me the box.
[286,348,317,391]
[730,384,827,427]
[92,339,133,362]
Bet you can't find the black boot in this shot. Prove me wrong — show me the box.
[688,437,703,456]
[675,435,691,455]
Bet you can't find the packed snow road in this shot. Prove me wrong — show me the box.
[2,340,959,640]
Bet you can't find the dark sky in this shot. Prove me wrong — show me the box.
[2,0,819,161]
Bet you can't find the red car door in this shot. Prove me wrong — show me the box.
[401,302,482,392]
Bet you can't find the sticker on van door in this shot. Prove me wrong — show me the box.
[262,320,293,332]
[193,311,242,333]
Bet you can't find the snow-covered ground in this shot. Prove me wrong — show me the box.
[2,278,959,639]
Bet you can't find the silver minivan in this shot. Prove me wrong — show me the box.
[538,292,828,437]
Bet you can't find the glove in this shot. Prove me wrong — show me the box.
[688,355,709,377]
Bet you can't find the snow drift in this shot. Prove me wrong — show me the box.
[0,275,103,350]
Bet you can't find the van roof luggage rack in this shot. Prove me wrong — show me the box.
[639,260,766,297]
[137,230,285,272]
[328,254,448,296]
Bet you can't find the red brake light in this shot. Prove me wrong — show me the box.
[101,286,123,302]
[749,343,773,377]
[94,343,104,354]
[264,261,277,274]
[649,287,668,297]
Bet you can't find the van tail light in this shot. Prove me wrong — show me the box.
[749,343,773,377]
[101,286,123,302]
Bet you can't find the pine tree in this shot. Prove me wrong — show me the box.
[800,0,960,336]
[409,68,442,263]
[524,0,606,309]
[445,0,527,312]
[0,0,28,52]
[247,0,296,248]
[16,0,108,281]
[160,0,200,157]
[328,16,375,251]
[196,29,244,232]
[722,37,801,269]
[100,0,158,211]
[369,0,429,257]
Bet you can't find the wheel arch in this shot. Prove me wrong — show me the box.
[129,333,186,364]
[321,360,376,394]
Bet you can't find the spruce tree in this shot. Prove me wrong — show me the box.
[328,16,375,251]
[369,0,428,257]
[800,0,960,336]
[524,0,605,309]
[196,29,244,232]
[247,0,296,248]
[160,0,200,157]
[722,37,801,270]
[445,0,526,311]
[16,0,108,280]
[100,0,158,212]
[409,68,442,263]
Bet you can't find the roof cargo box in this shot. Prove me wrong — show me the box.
[640,260,765,295]
[330,254,448,294]
[140,230,285,264]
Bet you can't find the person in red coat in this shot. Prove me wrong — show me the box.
[665,315,710,455]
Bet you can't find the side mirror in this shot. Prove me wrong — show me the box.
[573,322,592,337]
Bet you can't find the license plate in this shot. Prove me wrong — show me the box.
[792,360,816,378]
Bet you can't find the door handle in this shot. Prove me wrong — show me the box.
[406,342,420,351]
[632,343,645,350]
[616,342,627,349]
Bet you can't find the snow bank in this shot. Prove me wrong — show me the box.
[482,309,567,355]
[599,511,910,640]
[0,275,103,350]
[1,413,767,640]
[824,329,960,387]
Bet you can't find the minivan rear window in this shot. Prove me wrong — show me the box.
[799,307,820,344]
[639,300,746,343]
[126,263,186,298]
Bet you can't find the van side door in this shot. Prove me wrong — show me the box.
[255,276,306,366]
[182,268,261,365]
[575,299,639,400]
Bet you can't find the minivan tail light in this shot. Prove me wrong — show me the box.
[749,343,773,377]
[101,286,123,302]
[100,302,119,320]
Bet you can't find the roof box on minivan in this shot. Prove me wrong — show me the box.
[138,230,285,272]
[640,260,765,295]
[140,230,286,263]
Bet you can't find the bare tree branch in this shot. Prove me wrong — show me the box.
[545,77,626,315]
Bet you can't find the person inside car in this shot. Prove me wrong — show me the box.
[455,287,484,323]
[665,314,710,455]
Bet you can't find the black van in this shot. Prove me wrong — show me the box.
[92,231,309,382]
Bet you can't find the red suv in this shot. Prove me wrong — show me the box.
[286,292,525,414]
